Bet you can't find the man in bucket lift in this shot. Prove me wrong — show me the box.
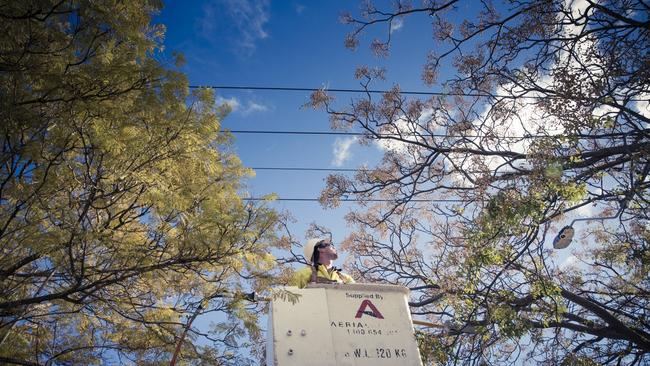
[291,237,355,288]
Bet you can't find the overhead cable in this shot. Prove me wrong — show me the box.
[242,197,468,202]
[226,129,636,140]
[251,167,357,172]
[190,84,648,102]
[249,167,518,176]
[227,129,530,139]
[192,84,483,97]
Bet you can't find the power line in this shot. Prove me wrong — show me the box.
[226,129,635,140]
[227,129,529,139]
[190,84,648,101]
[192,84,484,97]
[249,167,521,176]
[251,167,357,172]
[242,197,468,202]
[230,130,361,136]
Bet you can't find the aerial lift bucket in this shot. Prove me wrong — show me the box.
[266,283,424,366]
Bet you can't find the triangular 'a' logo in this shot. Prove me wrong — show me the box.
[354,299,384,319]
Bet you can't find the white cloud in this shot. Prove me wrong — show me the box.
[448,0,599,178]
[575,203,595,219]
[216,96,241,112]
[199,0,270,57]
[332,137,357,167]
[216,96,271,116]
[374,108,436,156]
[373,118,411,154]
[242,101,269,115]
[567,0,590,22]
[369,0,635,197]
[391,18,404,33]
[559,254,578,269]
[633,93,650,120]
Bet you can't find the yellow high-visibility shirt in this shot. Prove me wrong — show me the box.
[291,265,355,288]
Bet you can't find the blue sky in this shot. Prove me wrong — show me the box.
[147,3,650,364]
[152,1,604,360]
[155,0,589,276]
[156,0,437,252]
[155,1,428,353]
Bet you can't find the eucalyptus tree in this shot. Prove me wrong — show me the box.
[0,1,280,365]
[311,1,650,364]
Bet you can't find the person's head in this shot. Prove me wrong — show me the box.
[303,237,338,266]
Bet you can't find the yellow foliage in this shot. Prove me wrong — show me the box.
[0,1,280,364]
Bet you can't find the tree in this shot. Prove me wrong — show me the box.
[0,1,280,365]
[311,0,649,364]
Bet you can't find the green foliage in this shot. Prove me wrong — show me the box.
[415,330,449,365]
[491,305,530,338]
[0,1,280,364]
[472,189,546,242]
[327,0,650,363]
[561,353,600,366]
[269,288,302,305]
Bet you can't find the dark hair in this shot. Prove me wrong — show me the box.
[311,241,325,267]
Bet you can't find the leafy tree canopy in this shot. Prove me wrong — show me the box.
[311,0,649,364]
[0,1,280,365]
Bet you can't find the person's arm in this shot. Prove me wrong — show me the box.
[340,272,355,284]
[290,267,311,288]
